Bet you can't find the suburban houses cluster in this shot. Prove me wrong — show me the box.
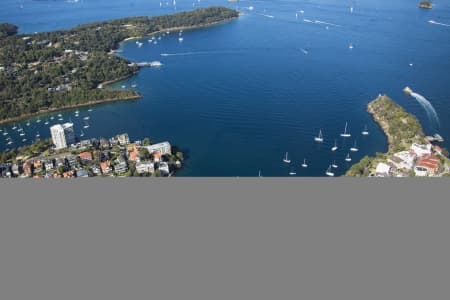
[373,142,448,177]
[0,122,182,178]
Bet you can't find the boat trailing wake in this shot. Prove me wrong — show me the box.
[410,92,440,127]
[256,13,275,19]
[303,19,341,27]
[161,51,217,56]
[428,20,450,27]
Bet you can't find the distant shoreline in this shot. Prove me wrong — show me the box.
[0,94,141,125]
[0,8,239,125]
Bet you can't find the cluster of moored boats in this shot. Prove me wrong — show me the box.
[1,107,94,151]
[268,122,370,177]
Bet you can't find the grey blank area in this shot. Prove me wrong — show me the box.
[1,179,449,300]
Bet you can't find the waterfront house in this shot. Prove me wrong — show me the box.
[44,159,55,171]
[11,164,21,176]
[55,157,66,168]
[79,151,93,163]
[90,165,102,175]
[388,151,416,171]
[414,154,440,176]
[76,170,89,178]
[410,143,432,157]
[33,160,43,173]
[375,162,391,177]
[23,161,33,176]
[158,162,170,176]
[127,145,140,162]
[136,161,154,174]
[146,141,171,156]
[153,152,162,163]
[114,157,128,174]
[433,145,443,156]
[99,138,110,148]
[116,133,130,145]
[100,161,112,175]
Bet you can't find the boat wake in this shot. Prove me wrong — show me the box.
[257,13,275,19]
[410,92,440,127]
[428,20,450,27]
[303,19,341,27]
[161,51,216,56]
[300,48,309,55]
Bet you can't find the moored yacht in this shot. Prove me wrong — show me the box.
[314,130,324,143]
[283,152,291,163]
[361,125,369,136]
[331,139,338,151]
[325,165,335,177]
[345,153,352,162]
[340,122,351,137]
[301,159,308,168]
[332,160,338,168]
[350,140,359,152]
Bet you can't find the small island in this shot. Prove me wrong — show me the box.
[346,94,450,177]
[419,1,433,9]
[0,6,239,124]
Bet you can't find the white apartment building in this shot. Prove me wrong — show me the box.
[146,141,172,155]
[50,123,75,150]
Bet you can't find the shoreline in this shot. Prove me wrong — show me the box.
[0,94,141,125]
[367,95,394,151]
[1,16,239,126]
[117,16,238,46]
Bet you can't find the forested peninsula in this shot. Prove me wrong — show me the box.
[0,7,239,123]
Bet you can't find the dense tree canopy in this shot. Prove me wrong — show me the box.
[0,7,238,122]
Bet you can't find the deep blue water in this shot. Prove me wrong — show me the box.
[1,0,450,176]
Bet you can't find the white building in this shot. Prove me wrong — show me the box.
[158,162,170,176]
[387,151,416,171]
[50,123,75,150]
[136,161,154,174]
[410,143,432,157]
[375,163,391,177]
[146,141,171,156]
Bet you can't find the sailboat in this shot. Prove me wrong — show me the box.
[325,165,335,177]
[50,116,54,120]
[83,120,90,129]
[283,152,291,163]
[26,121,30,126]
[289,170,297,176]
[36,117,41,123]
[340,122,351,137]
[88,107,93,112]
[301,159,308,168]
[22,138,27,142]
[36,132,40,139]
[2,129,8,136]
[19,130,25,136]
[314,130,324,142]
[331,139,338,151]
[258,170,262,177]
[345,153,352,162]
[12,123,17,130]
[332,160,338,168]
[44,119,49,125]
[349,43,354,50]
[83,116,90,120]
[80,130,85,137]
[361,125,369,136]
[350,140,359,152]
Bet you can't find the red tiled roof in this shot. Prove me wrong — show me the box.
[79,151,92,160]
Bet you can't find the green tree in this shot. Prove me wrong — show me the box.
[142,137,151,146]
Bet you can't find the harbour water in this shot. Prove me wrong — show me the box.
[1,0,450,176]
